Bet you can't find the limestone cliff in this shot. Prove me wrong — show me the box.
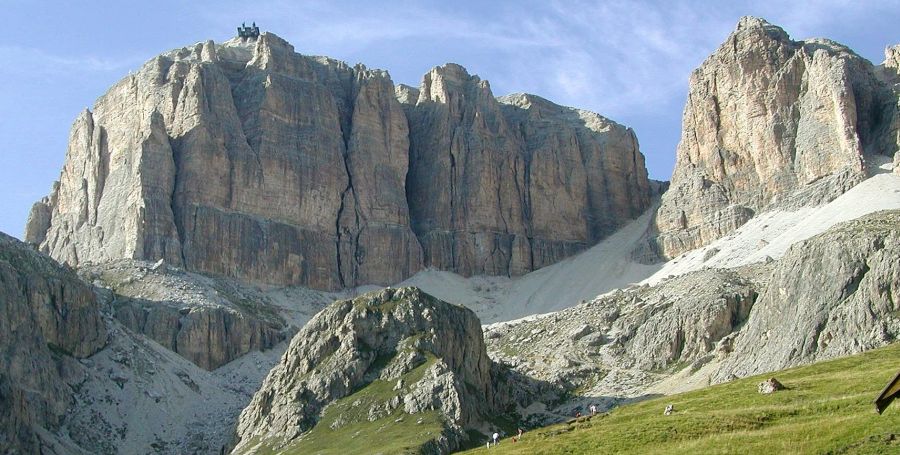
[26,33,650,290]
[0,232,106,453]
[653,17,898,258]
[232,287,508,454]
[404,67,650,275]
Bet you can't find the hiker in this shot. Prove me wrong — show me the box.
[492,432,500,446]
[590,404,597,416]
[517,427,524,439]
[575,411,582,418]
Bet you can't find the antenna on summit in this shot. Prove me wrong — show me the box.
[237,22,260,39]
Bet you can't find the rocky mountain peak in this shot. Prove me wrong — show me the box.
[26,33,651,290]
[418,62,488,105]
[651,17,898,259]
[734,15,790,40]
[232,287,507,453]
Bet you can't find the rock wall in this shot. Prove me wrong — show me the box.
[716,210,900,380]
[653,17,898,258]
[232,287,504,453]
[0,232,106,453]
[27,34,650,290]
[404,67,649,275]
[878,44,900,174]
[79,259,290,371]
[114,301,284,370]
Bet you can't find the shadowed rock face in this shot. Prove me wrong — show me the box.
[26,34,650,290]
[653,17,899,258]
[232,287,506,454]
[0,232,106,453]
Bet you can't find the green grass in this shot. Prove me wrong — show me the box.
[247,353,451,455]
[462,343,900,455]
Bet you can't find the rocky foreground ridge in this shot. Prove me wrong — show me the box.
[652,17,900,258]
[0,232,106,453]
[232,287,512,454]
[486,210,900,412]
[25,33,650,291]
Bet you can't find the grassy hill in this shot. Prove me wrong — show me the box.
[461,343,900,454]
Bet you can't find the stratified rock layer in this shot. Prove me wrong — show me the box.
[232,287,504,454]
[404,69,649,275]
[0,232,106,453]
[654,17,898,258]
[26,34,650,290]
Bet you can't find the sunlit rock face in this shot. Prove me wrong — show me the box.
[26,34,651,290]
[653,17,898,258]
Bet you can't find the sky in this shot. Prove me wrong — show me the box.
[1,0,898,239]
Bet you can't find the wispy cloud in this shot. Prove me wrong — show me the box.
[193,0,895,122]
[0,45,142,78]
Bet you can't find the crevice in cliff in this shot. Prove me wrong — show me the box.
[841,261,870,299]
[335,75,365,288]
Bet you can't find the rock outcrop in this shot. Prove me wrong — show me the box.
[0,232,106,453]
[653,17,898,258]
[716,210,900,380]
[483,266,763,411]
[114,300,284,371]
[232,287,507,454]
[26,33,650,290]
[80,260,288,370]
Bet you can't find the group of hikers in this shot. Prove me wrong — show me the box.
[486,404,598,449]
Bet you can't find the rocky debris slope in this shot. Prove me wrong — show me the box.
[62,318,288,455]
[0,232,106,453]
[653,17,899,258]
[79,260,288,370]
[26,33,650,291]
[483,266,765,416]
[232,287,510,454]
[715,210,900,380]
[485,210,900,412]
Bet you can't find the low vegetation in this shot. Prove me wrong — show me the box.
[462,342,900,454]
[248,354,448,455]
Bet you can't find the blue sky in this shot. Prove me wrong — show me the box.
[1,0,898,239]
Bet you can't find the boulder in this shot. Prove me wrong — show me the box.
[757,378,785,394]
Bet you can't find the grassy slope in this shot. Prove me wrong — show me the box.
[248,354,448,455]
[462,343,900,454]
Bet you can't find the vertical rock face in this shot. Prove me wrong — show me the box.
[654,17,898,258]
[27,34,650,290]
[0,232,106,453]
[232,287,505,454]
[878,45,900,174]
[29,35,422,290]
[404,66,649,276]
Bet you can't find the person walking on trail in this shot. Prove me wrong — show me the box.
[492,432,500,446]
[590,404,597,416]
[517,427,524,439]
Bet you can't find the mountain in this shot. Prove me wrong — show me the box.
[4,14,900,455]
[652,17,899,258]
[25,33,650,291]
[0,232,106,453]
[232,287,513,454]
